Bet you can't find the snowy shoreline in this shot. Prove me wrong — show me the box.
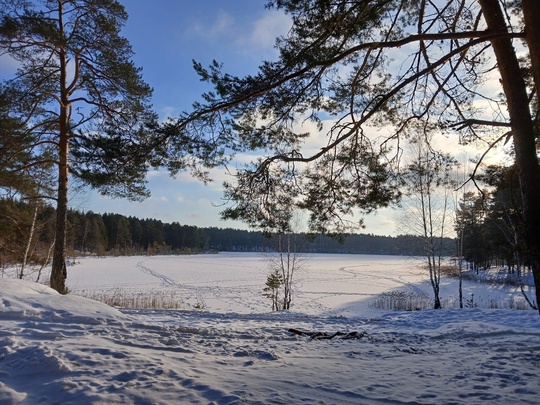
[1,254,539,404]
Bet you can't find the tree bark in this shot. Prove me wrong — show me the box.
[478,0,540,313]
[50,17,69,294]
[50,134,69,294]
[522,0,540,101]
[19,204,39,280]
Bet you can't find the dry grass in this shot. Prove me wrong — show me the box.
[370,291,433,311]
[439,265,460,277]
[73,289,191,310]
[370,290,532,311]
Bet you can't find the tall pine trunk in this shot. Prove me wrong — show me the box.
[50,31,69,294]
[478,0,540,313]
[50,134,69,294]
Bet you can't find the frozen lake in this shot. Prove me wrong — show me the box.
[65,252,508,316]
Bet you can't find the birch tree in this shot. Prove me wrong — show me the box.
[402,136,456,309]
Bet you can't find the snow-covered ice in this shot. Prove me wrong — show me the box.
[1,253,539,404]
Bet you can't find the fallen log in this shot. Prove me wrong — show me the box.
[288,328,366,340]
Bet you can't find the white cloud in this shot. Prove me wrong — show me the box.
[184,7,291,67]
[248,9,291,50]
[191,10,235,39]
[159,106,182,120]
[362,208,399,236]
[147,169,169,180]
[212,9,292,60]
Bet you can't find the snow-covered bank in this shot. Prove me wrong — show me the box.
[1,254,539,404]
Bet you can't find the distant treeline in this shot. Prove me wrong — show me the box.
[0,199,456,266]
[206,227,455,256]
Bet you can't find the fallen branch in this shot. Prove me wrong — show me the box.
[288,328,366,340]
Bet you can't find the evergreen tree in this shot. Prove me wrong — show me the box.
[457,192,491,270]
[83,212,108,254]
[0,0,156,293]
[128,216,144,252]
[481,165,527,274]
[0,89,46,199]
[263,270,282,311]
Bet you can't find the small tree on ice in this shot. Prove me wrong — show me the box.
[263,270,282,311]
[263,232,306,311]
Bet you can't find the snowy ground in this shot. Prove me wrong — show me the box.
[1,253,539,404]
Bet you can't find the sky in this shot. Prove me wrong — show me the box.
[1,1,501,236]
[75,0,415,235]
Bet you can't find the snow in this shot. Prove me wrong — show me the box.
[1,253,539,404]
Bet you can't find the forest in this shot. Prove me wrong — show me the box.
[0,177,526,273]
[0,199,456,264]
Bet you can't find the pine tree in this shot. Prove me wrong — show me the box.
[263,270,283,311]
[0,0,156,293]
